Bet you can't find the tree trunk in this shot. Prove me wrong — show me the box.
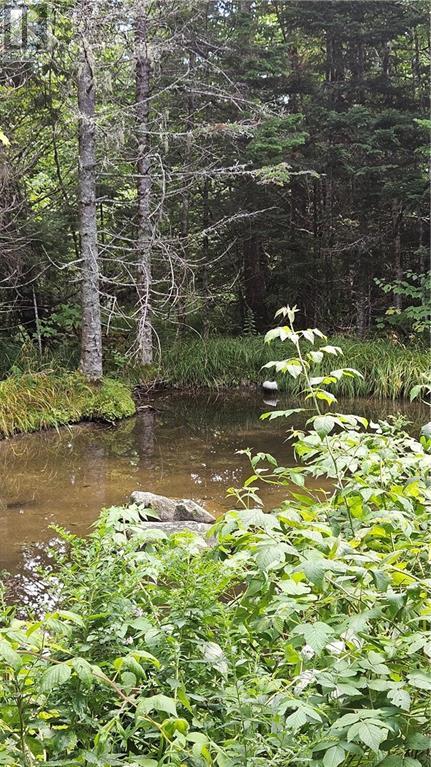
[78,8,103,380]
[243,235,267,331]
[392,199,403,310]
[202,177,210,339]
[177,49,196,336]
[135,3,153,365]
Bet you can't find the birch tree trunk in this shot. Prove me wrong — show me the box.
[135,3,153,365]
[78,6,103,380]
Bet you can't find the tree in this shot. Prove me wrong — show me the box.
[77,0,103,379]
[134,0,153,365]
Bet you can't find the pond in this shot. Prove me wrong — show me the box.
[0,391,426,604]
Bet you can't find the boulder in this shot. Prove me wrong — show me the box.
[174,499,215,523]
[129,491,177,521]
[129,491,215,523]
[138,520,213,538]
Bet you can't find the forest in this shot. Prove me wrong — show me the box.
[0,2,430,766]
[0,0,429,384]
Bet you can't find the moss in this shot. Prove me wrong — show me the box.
[0,372,135,438]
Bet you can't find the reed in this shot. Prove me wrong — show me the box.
[160,336,430,398]
[0,372,135,438]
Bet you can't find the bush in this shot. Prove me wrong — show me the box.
[0,310,430,765]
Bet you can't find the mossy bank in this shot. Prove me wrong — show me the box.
[0,373,135,438]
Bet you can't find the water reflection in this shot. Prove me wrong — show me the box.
[0,391,426,588]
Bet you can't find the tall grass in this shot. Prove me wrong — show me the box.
[0,373,135,438]
[160,336,430,399]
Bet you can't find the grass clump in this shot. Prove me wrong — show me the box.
[0,372,135,438]
[161,335,430,398]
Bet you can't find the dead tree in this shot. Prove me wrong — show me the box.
[135,1,153,365]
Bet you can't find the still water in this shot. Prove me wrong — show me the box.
[0,391,426,601]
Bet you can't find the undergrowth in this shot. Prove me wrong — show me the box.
[0,372,135,438]
[0,310,430,765]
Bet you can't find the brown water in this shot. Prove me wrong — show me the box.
[0,391,426,603]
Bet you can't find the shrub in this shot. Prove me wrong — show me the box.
[0,310,430,765]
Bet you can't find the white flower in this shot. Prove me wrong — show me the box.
[301,644,315,660]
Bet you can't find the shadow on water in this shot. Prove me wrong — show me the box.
[0,390,427,603]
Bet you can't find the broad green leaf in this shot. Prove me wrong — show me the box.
[313,415,335,438]
[320,345,343,355]
[71,657,93,683]
[285,707,307,731]
[309,350,324,364]
[387,687,411,710]
[355,721,388,752]
[0,639,21,669]
[40,662,71,692]
[0,130,10,146]
[407,671,431,690]
[406,732,430,750]
[323,745,345,767]
[137,694,177,718]
[293,621,333,653]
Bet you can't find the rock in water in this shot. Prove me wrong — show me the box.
[174,499,215,523]
[129,491,215,523]
[129,491,177,521]
[262,380,278,391]
[138,520,213,538]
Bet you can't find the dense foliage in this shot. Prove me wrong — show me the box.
[0,0,429,369]
[1,312,430,764]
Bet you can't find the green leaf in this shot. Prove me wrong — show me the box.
[0,129,10,147]
[0,639,21,669]
[255,543,288,570]
[409,384,422,401]
[320,345,342,356]
[406,732,430,750]
[407,671,431,690]
[285,707,307,731]
[323,745,345,767]
[309,350,324,364]
[355,721,388,752]
[293,621,333,653]
[137,694,177,718]
[40,662,71,692]
[303,329,315,343]
[387,687,411,711]
[71,657,93,683]
[313,415,335,438]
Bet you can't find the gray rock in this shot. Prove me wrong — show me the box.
[129,491,177,521]
[174,499,215,523]
[138,520,213,539]
[129,491,215,524]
